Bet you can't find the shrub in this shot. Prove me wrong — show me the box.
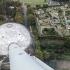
[0,16,4,20]
[49,59,57,69]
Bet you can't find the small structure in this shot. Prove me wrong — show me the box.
[65,4,68,8]
[48,0,60,6]
[9,6,15,9]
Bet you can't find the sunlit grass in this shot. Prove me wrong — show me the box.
[14,0,48,5]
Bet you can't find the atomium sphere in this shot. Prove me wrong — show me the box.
[0,23,35,55]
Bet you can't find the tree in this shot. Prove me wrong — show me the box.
[27,14,36,25]
[15,11,24,24]
[0,15,4,20]
[42,28,55,35]
[64,38,70,49]
[16,7,23,14]
[43,4,48,8]
[0,1,6,14]
[15,0,21,7]
[49,59,57,69]
[27,7,34,15]
[35,49,43,60]
[15,7,24,24]
[27,4,31,8]
[43,51,50,59]
[44,0,46,2]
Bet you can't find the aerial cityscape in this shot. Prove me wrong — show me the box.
[0,0,70,70]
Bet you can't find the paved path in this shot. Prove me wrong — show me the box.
[22,4,28,28]
[50,19,63,37]
[63,11,70,35]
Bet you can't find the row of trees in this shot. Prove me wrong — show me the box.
[0,0,21,15]
[0,0,23,23]
[40,37,70,59]
[27,6,43,60]
[36,4,48,9]
[27,7,36,26]
[27,6,51,60]
[15,7,24,24]
[39,36,70,69]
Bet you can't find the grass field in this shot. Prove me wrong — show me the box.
[15,0,48,5]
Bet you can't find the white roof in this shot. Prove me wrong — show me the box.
[0,23,33,55]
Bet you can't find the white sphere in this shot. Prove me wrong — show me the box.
[0,23,34,55]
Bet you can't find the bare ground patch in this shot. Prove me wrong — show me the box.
[40,39,64,44]
[57,61,70,70]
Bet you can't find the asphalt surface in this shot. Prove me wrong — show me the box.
[22,4,28,28]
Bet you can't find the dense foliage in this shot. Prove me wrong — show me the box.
[42,28,56,35]
[27,7,34,15]
[15,7,24,24]
[0,16,4,20]
[27,14,36,25]
[0,0,21,15]
[0,0,24,23]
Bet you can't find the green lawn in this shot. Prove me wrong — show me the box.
[15,0,48,5]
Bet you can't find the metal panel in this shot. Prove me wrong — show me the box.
[9,43,46,70]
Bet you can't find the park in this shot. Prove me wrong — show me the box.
[14,0,47,5]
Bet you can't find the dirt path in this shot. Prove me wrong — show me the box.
[40,39,64,44]
[57,60,70,70]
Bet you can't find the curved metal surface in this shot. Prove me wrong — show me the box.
[0,23,34,55]
[9,43,46,70]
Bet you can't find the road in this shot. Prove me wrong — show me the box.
[22,4,28,28]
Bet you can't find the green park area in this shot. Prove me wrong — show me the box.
[15,0,47,5]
